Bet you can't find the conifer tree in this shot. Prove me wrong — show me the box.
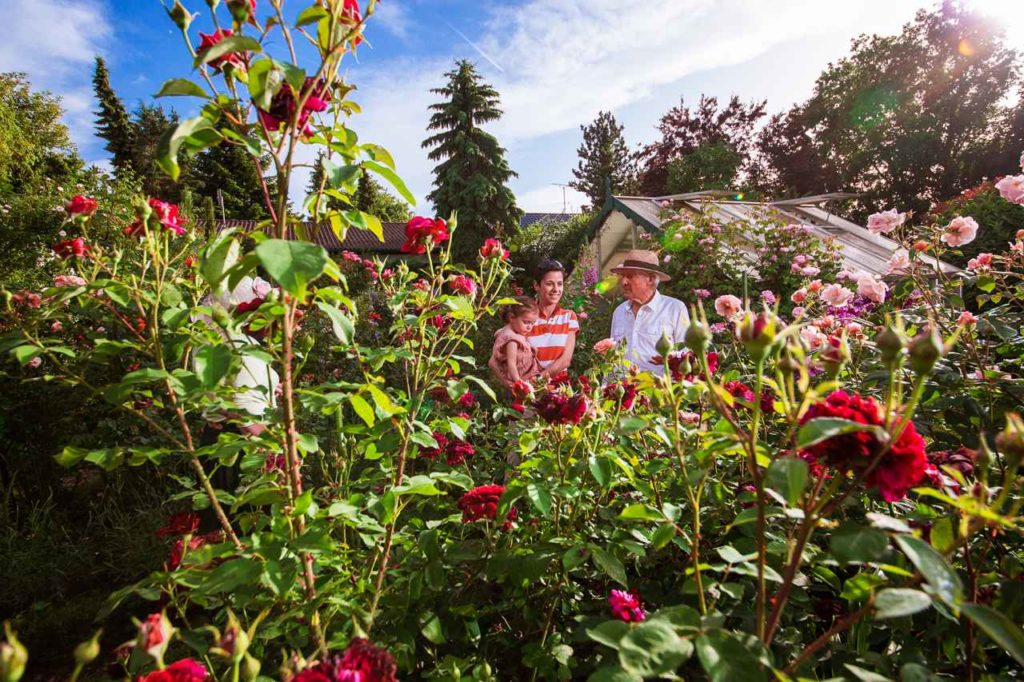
[92,57,136,178]
[356,173,411,223]
[570,111,637,211]
[423,60,521,263]
[190,143,269,220]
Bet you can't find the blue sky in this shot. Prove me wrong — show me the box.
[6,0,1022,213]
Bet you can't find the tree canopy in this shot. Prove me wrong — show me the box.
[570,111,637,210]
[423,59,521,264]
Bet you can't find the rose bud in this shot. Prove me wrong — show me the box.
[136,612,174,665]
[74,630,103,666]
[684,316,711,354]
[874,323,906,369]
[820,334,850,378]
[655,331,673,357]
[995,412,1024,472]
[909,325,944,375]
[0,623,27,682]
[242,652,261,681]
[737,310,777,361]
[168,0,195,30]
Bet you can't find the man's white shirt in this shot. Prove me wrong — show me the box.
[610,289,690,375]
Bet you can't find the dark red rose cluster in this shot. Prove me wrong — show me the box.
[458,484,517,530]
[292,638,397,682]
[421,432,475,466]
[400,216,449,254]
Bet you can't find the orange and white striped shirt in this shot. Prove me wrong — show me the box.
[528,306,580,369]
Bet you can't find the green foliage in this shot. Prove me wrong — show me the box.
[507,213,593,284]
[570,111,638,211]
[423,60,522,264]
[356,172,411,223]
[0,72,81,195]
[188,143,269,220]
[666,141,743,194]
[929,181,1024,267]
[754,4,1022,218]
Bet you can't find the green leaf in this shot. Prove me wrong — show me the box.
[895,535,963,605]
[394,475,442,496]
[960,602,1024,666]
[155,78,209,99]
[365,385,403,416]
[873,588,932,619]
[247,58,282,111]
[796,417,887,449]
[765,456,808,507]
[587,667,641,682]
[619,504,664,521]
[363,159,415,205]
[296,5,329,26]
[589,454,611,487]
[695,629,768,682]
[420,612,445,644]
[194,558,261,595]
[194,345,233,388]
[591,547,628,587]
[201,232,241,288]
[263,559,298,596]
[526,482,552,517]
[255,239,328,297]
[193,35,262,68]
[831,522,889,565]
[843,664,893,682]
[585,620,629,650]
[349,394,375,427]
[157,116,220,181]
[619,620,692,677]
[651,523,676,550]
[55,446,88,468]
[315,301,354,344]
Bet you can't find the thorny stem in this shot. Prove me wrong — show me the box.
[783,600,874,674]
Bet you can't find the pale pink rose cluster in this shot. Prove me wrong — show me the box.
[886,252,911,275]
[957,311,977,326]
[940,216,978,247]
[867,209,906,234]
[995,174,1024,205]
[820,283,854,307]
[856,272,888,303]
[790,254,820,277]
[54,274,88,288]
[967,253,993,272]
[714,294,743,320]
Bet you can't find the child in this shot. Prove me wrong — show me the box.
[489,296,542,389]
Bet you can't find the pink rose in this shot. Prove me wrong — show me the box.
[449,275,477,296]
[856,274,888,304]
[807,280,823,294]
[940,216,978,247]
[761,290,776,305]
[867,209,905,234]
[820,284,853,307]
[792,306,806,318]
[713,294,742,320]
[995,175,1024,205]
[27,357,42,368]
[957,311,977,326]
[51,321,63,332]
[54,275,87,288]
[845,321,864,337]
[800,325,826,350]
[886,252,911,274]
[967,253,993,271]
[790,288,807,304]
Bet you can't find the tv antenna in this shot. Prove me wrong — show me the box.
[551,183,570,213]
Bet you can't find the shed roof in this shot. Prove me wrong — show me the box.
[592,194,961,280]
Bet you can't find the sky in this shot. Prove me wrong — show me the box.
[5,0,1023,214]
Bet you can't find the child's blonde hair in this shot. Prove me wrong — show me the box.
[502,296,538,323]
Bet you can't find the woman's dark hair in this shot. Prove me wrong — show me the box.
[502,296,539,323]
[534,258,565,283]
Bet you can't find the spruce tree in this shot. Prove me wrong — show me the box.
[131,103,185,201]
[190,143,269,220]
[92,57,136,178]
[423,60,521,264]
[356,173,411,223]
[570,111,637,211]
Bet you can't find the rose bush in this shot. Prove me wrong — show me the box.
[2,1,1024,681]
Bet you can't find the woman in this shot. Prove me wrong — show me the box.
[528,258,579,378]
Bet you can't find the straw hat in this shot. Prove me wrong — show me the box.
[610,250,671,282]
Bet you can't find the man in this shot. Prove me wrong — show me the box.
[594,250,689,375]
[528,258,579,379]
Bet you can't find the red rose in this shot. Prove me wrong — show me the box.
[52,238,89,259]
[136,613,173,662]
[197,29,246,71]
[799,391,927,501]
[138,658,208,682]
[534,390,588,425]
[449,275,477,296]
[479,238,509,261]
[338,0,364,46]
[256,78,329,137]
[295,639,397,682]
[609,589,647,623]
[125,199,187,237]
[457,391,476,409]
[602,380,638,410]
[400,216,449,254]
[66,195,97,217]
[459,485,516,526]
[156,512,201,538]
[724,380,754,404]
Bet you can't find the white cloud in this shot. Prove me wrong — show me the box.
[345,0,929,212]
[373,1,412,40]
[1,0,111,160]
[516,184,588,214]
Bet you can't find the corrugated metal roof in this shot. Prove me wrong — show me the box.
[607,196,961,279]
